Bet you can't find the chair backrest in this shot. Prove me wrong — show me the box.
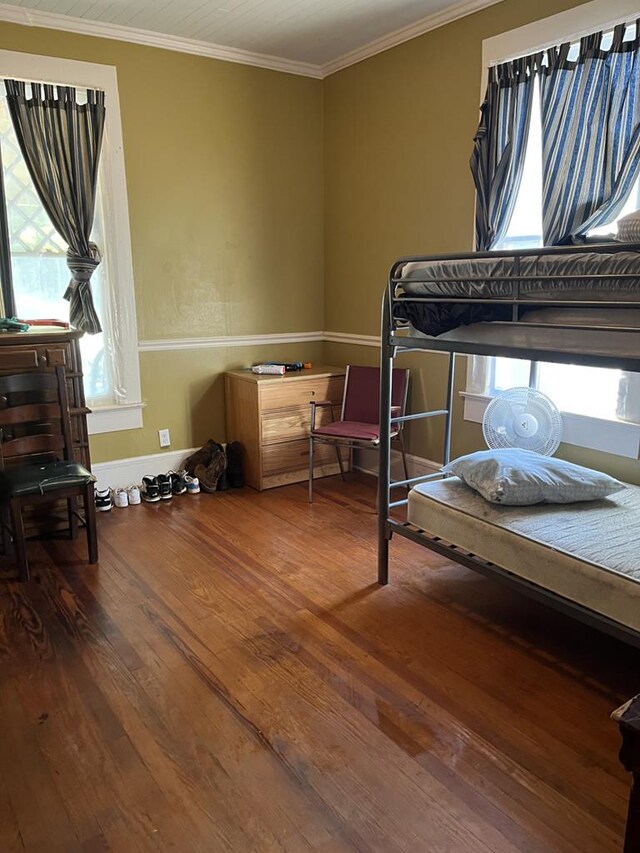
[341,365,409,425]
[0,367,72,468]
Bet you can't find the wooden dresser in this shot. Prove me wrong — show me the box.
[0,328,91,534]
[225,366,350,490]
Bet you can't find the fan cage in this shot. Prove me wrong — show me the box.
[482,387,563,457]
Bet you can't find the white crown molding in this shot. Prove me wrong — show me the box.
[138,330,325,352]
[0,0,502,80]
[320,0,503,77]
[323,331,380,347]
[0,3,323,78]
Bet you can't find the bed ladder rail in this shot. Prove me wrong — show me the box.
[378,276,457,583]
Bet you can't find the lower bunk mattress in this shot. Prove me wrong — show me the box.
[408,477,640,633]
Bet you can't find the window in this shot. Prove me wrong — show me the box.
[468,1,640,458]
[487,357,622,421]
[0,87,113,404]
[496,25,640,252]
[0,51,142,434]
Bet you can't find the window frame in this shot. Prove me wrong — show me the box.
[0,49,142,435]
[465,0,640,460]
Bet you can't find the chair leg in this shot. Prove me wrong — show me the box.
[399,432,410,485]
[68,497,78,540]
[334,443,346,481]
[308,435,314,504]
[1,504,11,557]
[9,499,29,582]
[84,482,98,564]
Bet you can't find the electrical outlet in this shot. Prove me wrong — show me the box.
[158,428,171,448]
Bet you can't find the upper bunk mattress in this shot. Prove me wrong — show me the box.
[395,250,640,337]
[408,477,640,632]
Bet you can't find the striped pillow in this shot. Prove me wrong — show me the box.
[616,210,640,243]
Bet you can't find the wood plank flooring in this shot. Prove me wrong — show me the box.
[0,473,637,852]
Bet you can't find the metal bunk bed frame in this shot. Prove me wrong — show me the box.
[377,242,640,648]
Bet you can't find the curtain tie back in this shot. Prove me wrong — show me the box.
[64,242,102,334]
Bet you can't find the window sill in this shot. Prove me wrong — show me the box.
[87,402,145,435]
[461,391,640,460]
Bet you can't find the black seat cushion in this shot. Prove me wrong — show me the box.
[2,461,94,497]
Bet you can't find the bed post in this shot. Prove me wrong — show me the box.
[613,695,640,852]
[378,284,393,585]
[443,352,456,466]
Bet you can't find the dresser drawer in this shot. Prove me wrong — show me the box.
[0,345,67,371]
[261,402,339,444]
[42,347,66,366]
[262,439,347,476]
[259,377,344,412]
[0,347,40,371]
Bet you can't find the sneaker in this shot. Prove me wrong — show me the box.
[194,446,226,493]
[127,485,141,505]
[157,474,173,500]
[214,443,229,491]
[169,470,186,495]
[183,440,220,476]
[185,474,200,494]
[142,476,161,502]
[114,488,129,508]
[95,487,113,512]
[226,442,245,488]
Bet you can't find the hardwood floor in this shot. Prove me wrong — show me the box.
[0,472,637,852]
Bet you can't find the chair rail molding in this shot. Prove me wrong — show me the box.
[138,331,325,352]
[138,331,382,352]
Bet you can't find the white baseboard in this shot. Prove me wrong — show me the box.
[93,444,441,491]
[92,447,199,490]
[353,447,441,480]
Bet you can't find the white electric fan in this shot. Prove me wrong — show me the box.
[482,387,563,456]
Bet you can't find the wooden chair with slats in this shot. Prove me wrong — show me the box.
[0,366,97,581]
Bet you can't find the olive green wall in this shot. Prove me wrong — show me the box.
[323,0,640,485]
[3,1,639,480]
[0,22,324,463]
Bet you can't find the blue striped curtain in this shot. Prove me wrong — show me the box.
[471,55,539,251]
[540,23,640,245]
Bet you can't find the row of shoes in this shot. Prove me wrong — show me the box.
[141,471,199,502]
[95,471,200,511]
[94,441,244,512]
[96,484,142,511]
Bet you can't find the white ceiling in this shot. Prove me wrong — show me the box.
[1,0,502,72]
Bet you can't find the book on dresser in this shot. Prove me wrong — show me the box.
[225,365,351,490]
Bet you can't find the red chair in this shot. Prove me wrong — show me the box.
[308,365,410,502]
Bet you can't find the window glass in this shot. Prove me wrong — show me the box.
[0,87,112,405]
[487,28,633,422]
